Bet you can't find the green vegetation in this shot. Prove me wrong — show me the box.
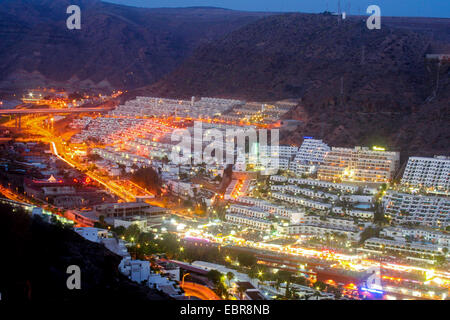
[206,270,229,298]
[359,226,380,244]
[87,153,103,162]
[237,252,257,267]
[131,167,162,195]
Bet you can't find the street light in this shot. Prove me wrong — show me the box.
[181,273,190,287]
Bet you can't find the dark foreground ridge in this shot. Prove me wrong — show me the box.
[0,203,168,302]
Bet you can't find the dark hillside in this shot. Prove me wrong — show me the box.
[144,13,449,158]
[0,0,271,92]
[0,203,167,302]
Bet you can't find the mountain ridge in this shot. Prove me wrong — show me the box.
[0,0,272,93]
[140,13,449,158]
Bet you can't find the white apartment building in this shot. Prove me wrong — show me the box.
[95,202,167,219]
[74,227,111,243]
[288,139,330,177]
[294,138,330,163]
[318,146,400,183]
[225,213,273,231]
[331,207,375,219]
[289,161,318,177]
[271,192,332,211]
[259,145,299,159]
[287,177,359,193]
[224,179,240,200]
[380,226,450,247]
[340,194,374,203]
[256,145,295,171]
[287,222,361,241]
[166,180,196,198]
[271,184,339,201]
[254,157,290,171]
[119,258,151,284]
[383,191,450,228]
[228,204,270,219]
[92,147,152,168]
[401,156,450,192]
[270,175,288,183]
[127,139,172,159]
[237,196,302,219]
[303,215,360,228]
[115,96,242,119]
[270,190,374,219]
[147,273,184,298]
[113,217,148,231]
[364,238,445,257]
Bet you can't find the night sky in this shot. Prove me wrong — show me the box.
[104,0,450,18]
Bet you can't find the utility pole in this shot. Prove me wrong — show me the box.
[337,0,341,23]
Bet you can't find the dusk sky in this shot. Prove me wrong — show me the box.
[105,0,450,18]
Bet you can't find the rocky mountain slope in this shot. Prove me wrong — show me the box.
[0,0,271,92]
[0,2,448,157]
[144,13,449,158]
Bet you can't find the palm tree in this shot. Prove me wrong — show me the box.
[275,278,281,291]
[290,286,299,299]
[312,290,322,300]
[237,285,247,300]
[226,272,234,287]
[284,281,292,299]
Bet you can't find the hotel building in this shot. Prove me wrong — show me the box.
[287,216,362,241]
[225,213,273,231]
[383,191,450,229]
[380,226,450,247]
[290,138,330,176]
[318,146,400,183]
[237,196,301,219]
[364,238,445,257]
[401,156,450,192]
[228,204,270,219]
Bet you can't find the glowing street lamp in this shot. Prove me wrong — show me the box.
[182,273,190,287]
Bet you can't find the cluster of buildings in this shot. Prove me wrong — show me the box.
[224,173,375,241]
[219,101,295,125]
[223,145,448,262]
[253,139,401,184]
[382,191,449,229]
[111,96,243,120]
[71,117,174,145]
[0,142,117,213]
[64,96,449,267]
[401,156,449,192]
[74,227,185,299]
[286,215,365,242]
[317,146,400,183]
[289,138,330,176]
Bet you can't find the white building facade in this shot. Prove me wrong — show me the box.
[401,156,450,192]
